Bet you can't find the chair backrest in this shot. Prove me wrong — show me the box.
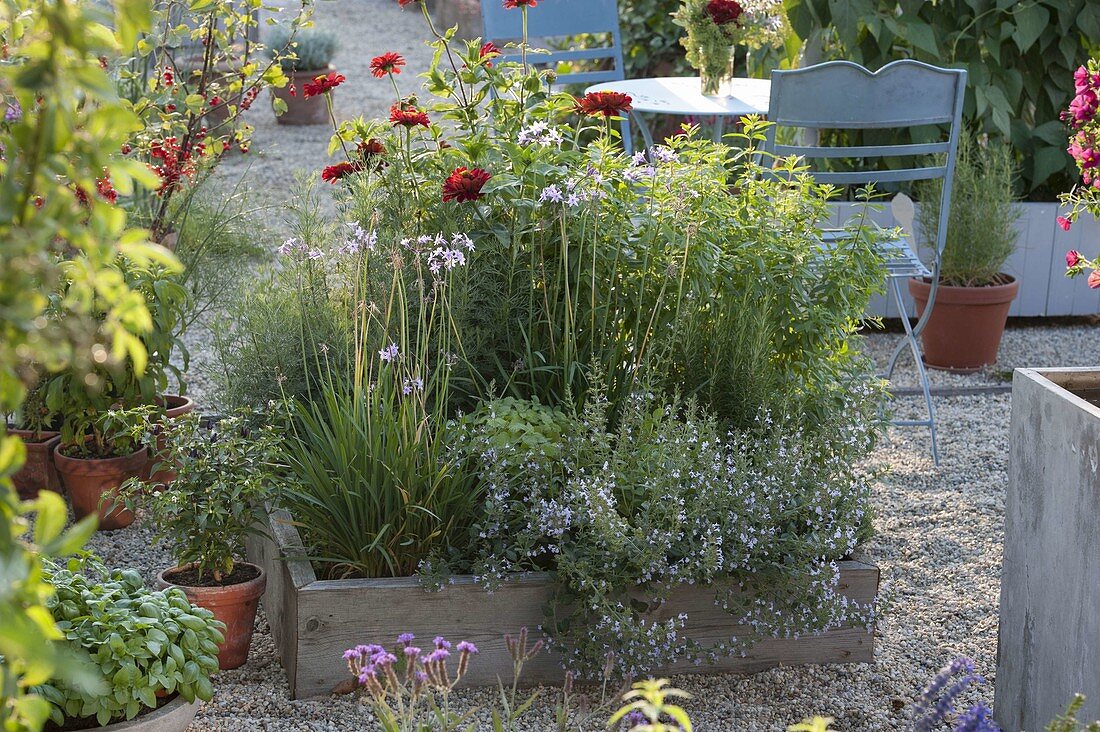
[763,60,967,256]
[479,0,626,87]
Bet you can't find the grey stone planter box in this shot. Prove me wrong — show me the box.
[247,508,880,699]
[995,368,1100,730]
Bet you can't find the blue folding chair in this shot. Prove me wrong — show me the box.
[762,60,967,465]
[479,0,633,153]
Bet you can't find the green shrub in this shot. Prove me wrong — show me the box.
[916,134,1020,287]
[785,0,1098,196]
[267,25,338,72]
[36,555,224,728]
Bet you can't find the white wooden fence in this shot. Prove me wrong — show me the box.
[834,202,1100,318]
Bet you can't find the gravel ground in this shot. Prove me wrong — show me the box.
[127,1,1100,729]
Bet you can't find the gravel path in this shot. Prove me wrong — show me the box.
[133,1,1100,729]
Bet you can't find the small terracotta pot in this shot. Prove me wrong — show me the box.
[9,429,61,499]
[54,446,148,530]
[908,275,1020,373]
[271,67,333,126]
[156,562,266,670]
[144,394,196,487]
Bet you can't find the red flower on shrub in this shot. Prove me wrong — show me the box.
[479,42,501,67]
[304,72,345,98]
[390,101,430,128]
[397,0,420,5]
[442,167,491,202]
[322,161,363,183]
[574,91,633,118]
[370,52,406,78]
[706,0,744,25]
[503,0,537,7]
[96,173,118,204]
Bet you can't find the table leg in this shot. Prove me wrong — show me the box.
[633,112,656,153]
[712,116,726,143]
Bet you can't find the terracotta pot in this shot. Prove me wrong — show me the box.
[156,562,266,670]
[271,67,334,125]
[908,275,1020,373]
[144,394,196,487]
[53,446,148,530]
[9,429,61,499]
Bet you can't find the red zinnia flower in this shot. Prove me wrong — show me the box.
[502,0,537,6]
[479,42,501,67]
[321,161,364,183]
[706,0,744,25]
[442,167,491,203]
[304,71,346,98]
[574,91,633,118]
[390,101,430,128]
[370,52,406,78]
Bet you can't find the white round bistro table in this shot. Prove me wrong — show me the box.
[584,76,771,151]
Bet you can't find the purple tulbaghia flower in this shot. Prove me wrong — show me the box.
[402,377,424,395]
[397,632,415,645]
[341,223,377,255]
[539,184,564,203]
[564,193,580,207]
[451,233,475,252]
[954,702,1001,732]
[379,343,399,363]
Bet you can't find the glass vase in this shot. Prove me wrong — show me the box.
[699,47,736,97]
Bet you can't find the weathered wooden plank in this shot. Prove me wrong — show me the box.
[995,369,1100,729]
[1008,202,1056,317]
[250,513,880,699]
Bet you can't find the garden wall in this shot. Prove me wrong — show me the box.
[247,509,880,699]
[847,203,1100,319]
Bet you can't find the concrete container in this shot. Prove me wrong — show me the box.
[995,368,1100,730]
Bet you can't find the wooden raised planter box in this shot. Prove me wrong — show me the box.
[247,508,880,699]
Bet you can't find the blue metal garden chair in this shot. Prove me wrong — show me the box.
[479,0,633,153]
[762,60,967,465]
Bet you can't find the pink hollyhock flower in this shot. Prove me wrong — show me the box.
[1075,66,1091,93]
[1088,270,1100,289]
[1069,90,1098,123]
[1061,220,1075,236]
[1066,248,1080,266]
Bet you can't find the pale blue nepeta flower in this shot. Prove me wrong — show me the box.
[379,342,399,363]
[650,145,679,164]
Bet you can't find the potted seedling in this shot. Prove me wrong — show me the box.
[37,554,223,731]
[51,404,154,531]
[267,25,339,125]
[909,134,1021,372]
[121,412,279,669]
[5,380,62,499]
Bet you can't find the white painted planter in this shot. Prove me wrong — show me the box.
[995,368,1100,730]
[96,695,199,731]
[842,202,1100,318]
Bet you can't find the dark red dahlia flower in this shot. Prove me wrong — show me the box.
[574,91,633,118]
[706,0,743,26]
[321,161,363,183]
[390,101,430,128]
[502,0,537,7]
[370,52,406,78]
[303,71,346,98]
[442,167,491,202]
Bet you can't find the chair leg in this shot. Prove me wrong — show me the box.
[632,111,655,152]
[621,116,634,156]
[887,276,940,466]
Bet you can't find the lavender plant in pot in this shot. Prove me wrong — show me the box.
[120,412,279,669]
[267,25,339,125]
